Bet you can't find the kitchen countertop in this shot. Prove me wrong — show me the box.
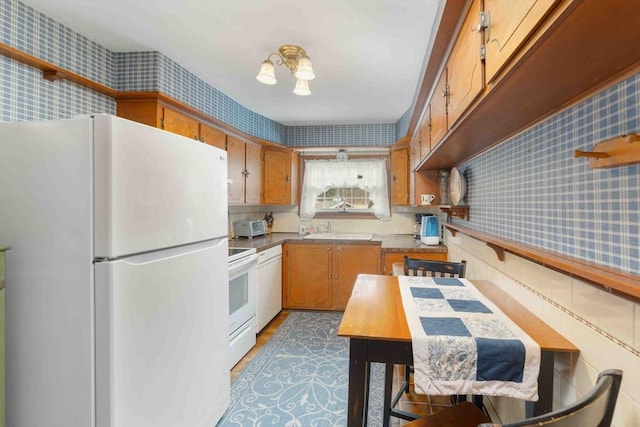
[228,233,447,254]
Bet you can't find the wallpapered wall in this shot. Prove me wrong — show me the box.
[452,72,639,276]
[0,0,400,145]
[1,0,638,277]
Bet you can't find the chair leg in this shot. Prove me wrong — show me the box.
[389,364,420,422]
[473,394,484,409]
[404,365,411,392]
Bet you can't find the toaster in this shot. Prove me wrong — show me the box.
[234,219,267,238]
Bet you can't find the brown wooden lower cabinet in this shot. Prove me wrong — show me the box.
[382,250,448,275]
[283,242,382,310]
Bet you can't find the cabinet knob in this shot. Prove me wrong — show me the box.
[286,174,290,182]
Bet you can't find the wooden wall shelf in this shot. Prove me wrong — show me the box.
[439,205,469,221]
[0,42,116,97]
[445,222,640,301]
[574,133,640,169]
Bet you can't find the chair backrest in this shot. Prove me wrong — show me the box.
[403,257,467,278]
[478,369,622,427]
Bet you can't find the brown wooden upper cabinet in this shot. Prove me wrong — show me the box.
[199,122,226,150]
[116,98,227,149]
[429,69,449,149]
[390,147,409,205]
[227,135,261,205]
[483,0,558,84]
[162,107,200,140]
[419,104,432,159]
[446,0,484,127]
[262,147,299,205]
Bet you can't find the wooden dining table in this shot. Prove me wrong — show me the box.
[337,273,579,427]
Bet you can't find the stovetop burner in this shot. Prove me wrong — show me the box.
[229,248,249,256]
[228,247,257,263]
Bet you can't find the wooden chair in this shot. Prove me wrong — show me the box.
[385,258,468,423]
[403,257,467,277]
[404,369,622,427]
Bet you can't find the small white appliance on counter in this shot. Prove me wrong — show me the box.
[0,115,230,427]
[421,215,440,245]
[234,219,267,238]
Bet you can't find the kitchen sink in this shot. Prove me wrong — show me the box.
[303,233,373,241]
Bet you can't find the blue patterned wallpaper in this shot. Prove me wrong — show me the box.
[395,108,411,140]
[454,73,640,275]
[0,0,396,145]
[1,0,115,121]
[287,124,395,147]
[2,0,638,275]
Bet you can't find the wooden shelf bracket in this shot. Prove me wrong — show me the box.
[439,205,469,221]
[574,133,640,169]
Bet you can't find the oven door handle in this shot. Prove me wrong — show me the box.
[229,253,259,272]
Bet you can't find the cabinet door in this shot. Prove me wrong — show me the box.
[333,244,381,310]
[283,244,332,309]
[263,148,292,205]
[430,70,448,148]
[289,150,299,205]
[484,0,558,84]
[409,135,420,172]
[116,99,162,128]
[226,136,246,204]
[162,107,199,140]
[390,147,409,205]
[446,0,484,127]
[200,123,226,149]
[244,142,262,204]
[419,105,431,158]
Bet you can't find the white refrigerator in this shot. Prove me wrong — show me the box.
[0,115,230,427]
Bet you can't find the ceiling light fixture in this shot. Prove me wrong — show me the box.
[256,44,315,96]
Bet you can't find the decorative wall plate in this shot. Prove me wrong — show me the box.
[449,167,466,206]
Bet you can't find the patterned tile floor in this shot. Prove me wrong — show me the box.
[230,310,454,426]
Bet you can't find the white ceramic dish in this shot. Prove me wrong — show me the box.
[449,167,466,206]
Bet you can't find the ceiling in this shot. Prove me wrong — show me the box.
[21,0,443,126]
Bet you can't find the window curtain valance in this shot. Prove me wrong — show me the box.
[300,159,391,221]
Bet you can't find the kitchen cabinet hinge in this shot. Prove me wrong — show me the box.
[480,44,486,61]
[478,10,490,41]
[443,83,450,106]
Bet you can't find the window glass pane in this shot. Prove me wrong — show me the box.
[315,187,374,211]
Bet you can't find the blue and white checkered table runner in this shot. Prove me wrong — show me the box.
[398,276,540,401]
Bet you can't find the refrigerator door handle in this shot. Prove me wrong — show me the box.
[95,237,226,264]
